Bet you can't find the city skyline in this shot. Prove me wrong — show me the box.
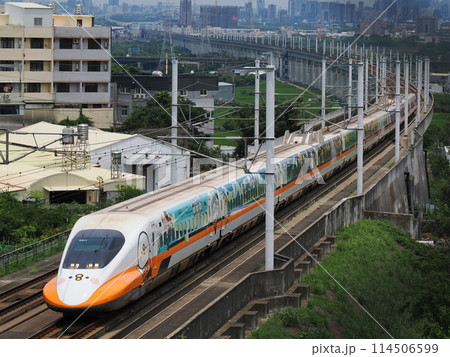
[89,0,378,10]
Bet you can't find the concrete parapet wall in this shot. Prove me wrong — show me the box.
[364,211,414,236]
[167,255,295,339]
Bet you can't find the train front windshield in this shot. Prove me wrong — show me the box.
[63,229,125,269]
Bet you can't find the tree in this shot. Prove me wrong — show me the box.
[233,102,301,158]
[58,108,94,127]
[115,185,144,203]
[119,91,207,133]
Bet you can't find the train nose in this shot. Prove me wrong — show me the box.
[57,270,101,306]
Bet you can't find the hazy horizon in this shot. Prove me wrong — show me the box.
[91,0,377,10]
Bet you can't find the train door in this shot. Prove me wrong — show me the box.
[137,231,150,276]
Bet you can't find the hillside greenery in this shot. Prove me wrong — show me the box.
[249,220,449,339]
[422,94,450,241]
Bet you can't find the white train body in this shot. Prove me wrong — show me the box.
[43,94,416,314]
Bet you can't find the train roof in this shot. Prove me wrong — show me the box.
[91,94,413,218]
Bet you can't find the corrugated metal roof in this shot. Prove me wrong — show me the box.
[0,161,144,193]
[0,121,134,152]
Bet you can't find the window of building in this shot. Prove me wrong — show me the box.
[59,38,73,49]
[59,61,73,71]
[55,83,70,92]
[77,19,83,27]
[121,106,128,116]
[87,61,101,72]
[84,83,98,92]
[34,18,43,27]
[0,84,13,93]
[0,61,14,71]
[30,38,44,49]
[1,38,14,49]
[27,83,41,93]
[88,38,101,49]
[0,105,19,115]
[180,89,188,96]
[30,61,44,71]
[200,89,208,96]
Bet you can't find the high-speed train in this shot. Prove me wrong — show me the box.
[43,93,416,314]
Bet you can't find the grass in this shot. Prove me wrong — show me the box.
[214,79,342,148]
[249,220,450,339]
[431,112,450,129]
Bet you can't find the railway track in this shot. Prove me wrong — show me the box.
[0,99,414,338]
[0,269,57,325]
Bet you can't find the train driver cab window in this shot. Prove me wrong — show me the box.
[63,229,125,269]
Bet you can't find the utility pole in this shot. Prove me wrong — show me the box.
[357,63,364,195]
[395,60,401,163]
[171,59,178,185]
[348,58,353,122]
[416,58,422,128]
[265,63,275,271]
[254,58,260,149]
[322,59,326,128]
[424,57,430,112]
[404,59,409,137]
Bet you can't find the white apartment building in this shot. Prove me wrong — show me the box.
[0,2,112,129]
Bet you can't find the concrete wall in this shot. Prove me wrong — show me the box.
[167,256,296,339]
[364,211,414,236]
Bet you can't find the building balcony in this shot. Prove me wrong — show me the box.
[55,92,110,104]
[54,26,110,39]
[0,48,24,61]
[53,49,111,61]
[0,92,22,104]
[23,49,53,61]
[23,71,53,82]
[0,71,21,82]
[53,71,109,82]
[23,92,53,102]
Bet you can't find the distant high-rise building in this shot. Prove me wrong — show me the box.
[180,0,192,27]
[288,0,295,18]
[199,5,238,28]
[268,4,276,22]
[109,0,119,6]
[256,0,265,18]
[245,2,253,24]
[416,14,438,35]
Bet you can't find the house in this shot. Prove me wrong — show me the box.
[0,122,191,196]
[111,73,218,123]
[0,2,112,129]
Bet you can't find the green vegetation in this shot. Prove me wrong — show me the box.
[0,184,144,252]
[119,91,206,132]
[111,40,163,58]
[0,192,90,250]
[111,63,142,74]
[115,184,145,203]
[422,94,450,241]
[57,109,94,127]
[119,90,227,161]
[249,220,449,339]
[215,75,341,154]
